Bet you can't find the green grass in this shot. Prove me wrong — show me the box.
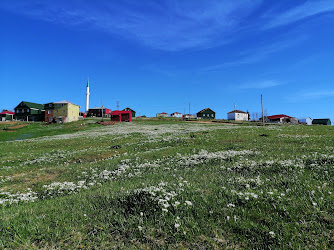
[0,120,333,248]
[0,119,103,142]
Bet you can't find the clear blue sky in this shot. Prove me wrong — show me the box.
[1,0,333,119]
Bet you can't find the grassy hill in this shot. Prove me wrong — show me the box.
[0,120,333,248]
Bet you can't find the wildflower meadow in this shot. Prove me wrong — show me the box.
[0,119,333,248]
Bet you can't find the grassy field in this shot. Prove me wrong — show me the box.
[0,119,333,248]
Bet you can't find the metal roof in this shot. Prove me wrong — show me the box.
[268,114,291,119]
[0,111,14,115]
[53,100,80,107]
[16,101,44,110]
[228,110,246,114]
[197,108,215,113]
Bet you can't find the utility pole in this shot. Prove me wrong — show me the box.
[261,94,264,125]
[139,104,141,117]
[189,102,190,115]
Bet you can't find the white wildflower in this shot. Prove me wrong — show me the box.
[185,201,193,206]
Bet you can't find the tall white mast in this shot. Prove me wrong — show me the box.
[86,78,90,112]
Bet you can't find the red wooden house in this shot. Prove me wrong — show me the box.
[110,110,132,122]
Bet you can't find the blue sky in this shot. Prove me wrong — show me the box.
[1,0,333,119]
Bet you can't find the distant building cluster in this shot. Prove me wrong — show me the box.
[1,81,331,125]
[10,100,81,123]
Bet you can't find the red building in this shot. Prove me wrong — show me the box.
[0,110,14,121]
[110,110,132,122]
[267,114,291,123]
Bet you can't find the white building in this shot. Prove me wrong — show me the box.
[299,117,312,125]
[183,114,196,119]
[170,112,182,118]
[227,110,249,121]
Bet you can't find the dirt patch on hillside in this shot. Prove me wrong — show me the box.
[97,121,117,126]
[9,124,29,129]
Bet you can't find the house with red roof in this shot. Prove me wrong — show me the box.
[0,110,14,121]
[156,112,168,118]
[170,112,183,118]
[268,114,298,124]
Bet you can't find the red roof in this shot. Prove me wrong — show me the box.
[228,110,246,114]
[0,111,14,115]
[268,114,291,119]
[160,112,168,114]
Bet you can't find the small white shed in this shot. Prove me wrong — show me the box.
[299,117,312,125]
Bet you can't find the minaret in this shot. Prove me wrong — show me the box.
[86,79,90,112]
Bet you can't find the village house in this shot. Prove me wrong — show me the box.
[0,110,14,121]
[227,110,249,121]
[122,107,136,118]
[156,112,168,118]
[87,107,112,117]
[197,108,215,119]
[267,114,298,123]
[14,101,45,121]
[170,112,183,118]
[110,110,132,122]
[298,117,312,125]
[44,100,80,123]
[183,114,196,119]
[312,118,331,125]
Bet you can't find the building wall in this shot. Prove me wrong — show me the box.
[53,103,79,123]
[171,113,182,118]
[157,113,168,117]
[198,110,215,119]
[67,104,79,122]
[45,109,54,122]
[227,113,235,120]
[306,118,312,125]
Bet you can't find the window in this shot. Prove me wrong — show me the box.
[48,110,51,114]
[16,110,18,113]
[49,104,52,107]
[211,114,214,117]
[27,109,29,113]
[63,110,65,113]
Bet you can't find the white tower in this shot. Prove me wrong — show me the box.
[86,79,90,112]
